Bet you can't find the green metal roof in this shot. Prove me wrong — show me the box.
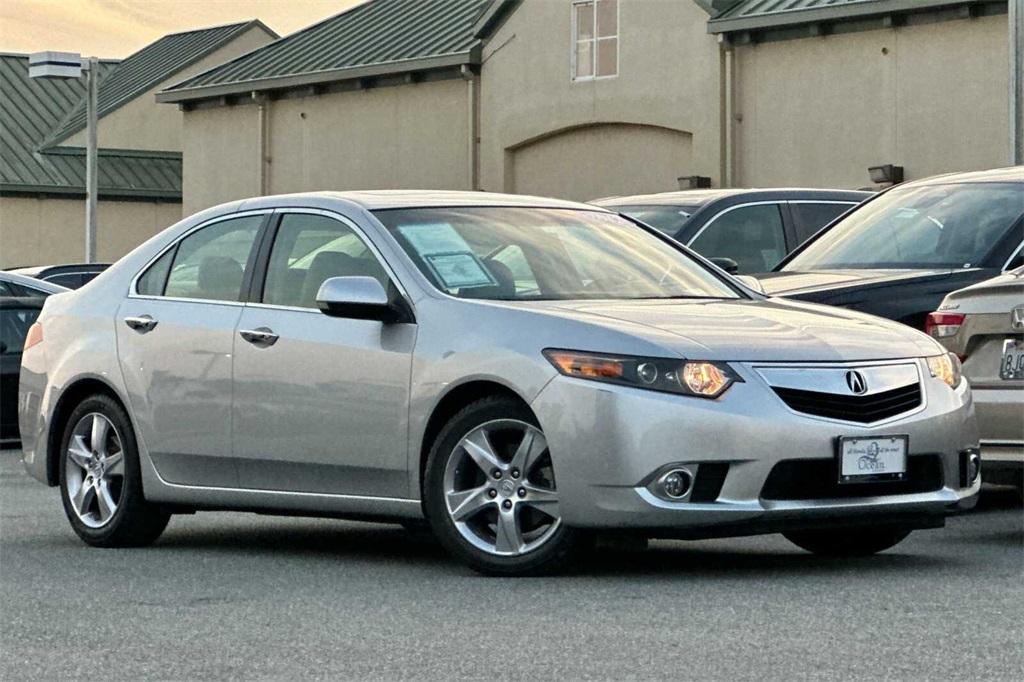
[159,0,491,103]
[708,0,998,33]
[0,54,181,200]
[43,20,274,147]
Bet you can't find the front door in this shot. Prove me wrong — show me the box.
[231,211,415,497]
[116,213,266,486]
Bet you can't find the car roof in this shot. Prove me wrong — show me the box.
[238,190,609,212]
[592,187,871,207]
[900,166,1024,187]
[0,271,70,294]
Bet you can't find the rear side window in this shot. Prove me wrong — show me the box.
[160,216,263,302]
[790,202,855,243]
[0,307,41,354]
[44,273,83,289]
[262,213,388,309]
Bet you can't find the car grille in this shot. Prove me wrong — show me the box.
[761,455,944,500]
[772,382,922,423]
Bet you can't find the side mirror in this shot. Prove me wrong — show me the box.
[316,276,413,323]
[736,275,766,295]
[709,257,739,275]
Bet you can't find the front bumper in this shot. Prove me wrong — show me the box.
[531,360,980,532]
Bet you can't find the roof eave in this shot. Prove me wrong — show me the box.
[156,50,479,104]
[708,0,988,34]
[473,0,523,39]
[0,183,181,201]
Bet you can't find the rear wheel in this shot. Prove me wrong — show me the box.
[423,396,587,575]
[784,527,911,556]
[58,395,170,547]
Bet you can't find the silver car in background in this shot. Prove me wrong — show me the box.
[19,191,979,575]
[928,268,1024,493]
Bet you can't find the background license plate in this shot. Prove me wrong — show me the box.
[999,339,1024,380]
[838,435,908,483]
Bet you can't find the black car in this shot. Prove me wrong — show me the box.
[757,167,1024,330]
[7,262,110,289]
[594,188,870,274]
[0,297,44,446]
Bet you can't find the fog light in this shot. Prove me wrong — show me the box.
[968,453,981,484]
[659,469,692,499]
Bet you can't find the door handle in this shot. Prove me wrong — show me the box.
[124,315,158,333]
[239,327,279,347]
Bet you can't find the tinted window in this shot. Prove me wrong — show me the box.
[164,216,263,302]
[136,249,174,296]
[790,202,856,243]
[0,307,41,354]
[45,273,83,289]
[689,204,787,274]
[614,204,699,236]
[786,183,1024,270]
[262,214,388,309]
[375,207,739,301]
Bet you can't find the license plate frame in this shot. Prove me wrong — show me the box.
[836,435,909,484]
[999,338,1024,380]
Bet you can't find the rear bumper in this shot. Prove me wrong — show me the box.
[980,442,1023,487]
[532,362,980,533]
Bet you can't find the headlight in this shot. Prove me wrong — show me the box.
[542,349,740,398]
[926,352,962,388]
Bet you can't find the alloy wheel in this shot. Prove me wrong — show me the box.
[443,419,560,556]
[64,413,125,528]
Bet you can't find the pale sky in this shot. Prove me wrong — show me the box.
[0,0,367,58]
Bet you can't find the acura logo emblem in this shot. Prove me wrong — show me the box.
[846,370,868,395]
[1012,306,1024,330]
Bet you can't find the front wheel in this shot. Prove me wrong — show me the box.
[58,394,170,547]
[423,397,588,575]
[784,526,911,556]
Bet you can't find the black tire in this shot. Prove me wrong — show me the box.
[423,396,589,576]
[784,526,911,556]
[58,394,170,547]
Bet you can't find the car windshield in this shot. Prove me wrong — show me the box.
[612,204,700,236]
[784,182,1024,270]
[374,207,740,301]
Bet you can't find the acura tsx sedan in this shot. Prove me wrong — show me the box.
[19,191,980,575]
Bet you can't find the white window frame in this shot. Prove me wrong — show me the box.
[571,0,619,82]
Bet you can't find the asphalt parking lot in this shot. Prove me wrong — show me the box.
[1,450,1021,681]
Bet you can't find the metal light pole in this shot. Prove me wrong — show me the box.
[28,51,100,262]
[84,57,99,263]
[1011,0,1023,165]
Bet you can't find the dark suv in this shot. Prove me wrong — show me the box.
[594,188,870,274]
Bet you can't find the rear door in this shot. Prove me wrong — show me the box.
[230,210,416,497]
[116,212,268,487]
[0,305,40,441]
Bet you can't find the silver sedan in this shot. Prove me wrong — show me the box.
[19,191,980,575]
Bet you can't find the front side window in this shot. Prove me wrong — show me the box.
[262,213,389,309]
[375,207,740,301]
[689,204,788,274]
[785,183,1024,270]
[573,0,617,80]
[158,215,263,302]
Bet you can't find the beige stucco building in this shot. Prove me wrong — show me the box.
[0,21,276,267]
[159,0,1017,219]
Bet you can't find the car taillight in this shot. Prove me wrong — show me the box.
[925,312,964,339]
[24,321,43,350]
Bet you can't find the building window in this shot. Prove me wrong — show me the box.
[572,0,617,81]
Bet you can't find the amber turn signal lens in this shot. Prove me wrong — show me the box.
[681,361,730,397]
[545,351,624,379]
[926,353,961,388]
[24,322,43,351]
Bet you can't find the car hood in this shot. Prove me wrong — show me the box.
[517,297,941,362]
[755,268,959,297]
